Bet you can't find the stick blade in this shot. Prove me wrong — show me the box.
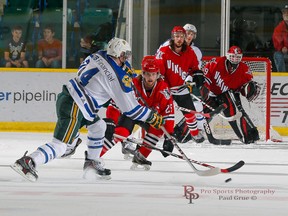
[195,167,221,176]
[221,160,245,173]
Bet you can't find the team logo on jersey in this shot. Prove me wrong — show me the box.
[122,75,132,88]
[160,88,171,99]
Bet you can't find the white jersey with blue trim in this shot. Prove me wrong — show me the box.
[66,51,152,122]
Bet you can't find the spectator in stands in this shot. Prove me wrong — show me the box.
[4,25,28,68]
[272,5,288,72]
[35,25,62,68]
[79,34,108,64]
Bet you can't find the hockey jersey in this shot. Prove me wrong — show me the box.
[204,56,253,95]
[133,76,175,134]
[156,45,199,89]
[66,50,152,122]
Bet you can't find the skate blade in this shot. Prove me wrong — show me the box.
[82,168,111,180]
[10,163,37,182]
[130,163,151,171]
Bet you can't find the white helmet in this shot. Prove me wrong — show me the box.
[107,37,132,59]
[183,23,197,39]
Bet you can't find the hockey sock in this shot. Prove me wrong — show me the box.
[30,138,66,166]
[139,133,159,158]
[184,113,199,136]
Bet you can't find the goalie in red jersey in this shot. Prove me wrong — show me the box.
[202,46,261,144]
[101,55,175,170]
[156,26,206,143]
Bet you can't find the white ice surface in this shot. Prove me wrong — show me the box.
[0,132,288,216]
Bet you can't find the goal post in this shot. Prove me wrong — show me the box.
[201,56,281,142]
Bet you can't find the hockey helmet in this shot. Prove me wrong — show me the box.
[171,26,186,39]
[183,23,197,39]
[141,55,159,73]
[226,46,243,64]
[107,37,132,59]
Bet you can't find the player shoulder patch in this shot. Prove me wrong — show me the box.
[160,88,171,100]
[122,74,132,88]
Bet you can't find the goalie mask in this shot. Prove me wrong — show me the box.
[226,46,243,65]
[107,37,132,60]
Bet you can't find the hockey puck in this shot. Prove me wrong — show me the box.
[225,178,232,183]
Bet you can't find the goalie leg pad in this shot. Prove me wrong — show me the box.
[218,91,238,117]
[240,115,260,144]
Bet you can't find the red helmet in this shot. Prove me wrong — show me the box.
[226,46,243,64]
[141,55,159,73]
[171,26,186,38]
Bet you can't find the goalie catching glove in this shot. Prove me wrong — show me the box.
[240,81,261,102]
[146,111,164,129]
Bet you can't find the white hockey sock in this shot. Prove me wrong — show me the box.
[87,136,104,160]
[29,138,67,166]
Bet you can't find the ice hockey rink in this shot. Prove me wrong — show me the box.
[0,132,287,216]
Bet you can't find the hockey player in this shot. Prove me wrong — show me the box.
[202,46,261,144]
[158,23,202,68]
[10,38,164,182]
[156,26,205,143]
[100,55,175,170]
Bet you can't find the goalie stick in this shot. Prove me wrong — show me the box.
[176,104,228,122]
[170,83,242,122]
[114,134,244,174]
[190,93,242,122]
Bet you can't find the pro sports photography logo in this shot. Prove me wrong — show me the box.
[182,185,277,204]
[183,185,199,204]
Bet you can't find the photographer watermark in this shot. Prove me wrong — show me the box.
[183,185,276,203]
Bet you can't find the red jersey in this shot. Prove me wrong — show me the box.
[156,45,199,88]
[204,57,253,95]
[272,20,288,51]
[133,76,174,134]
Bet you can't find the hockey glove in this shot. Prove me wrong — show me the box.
[192,70,205,88]
[146,111,164,129]
[240,81,261,102]
[161,136,174,158]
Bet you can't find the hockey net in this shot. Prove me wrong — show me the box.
[201,56,282,142]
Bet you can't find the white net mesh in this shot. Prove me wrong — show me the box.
[201,57,282,142]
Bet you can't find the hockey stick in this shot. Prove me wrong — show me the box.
[190,93,242,122]
[176,104,227,121]
[202,121,232,145]
[160,126,222,176]
[114,134,244,174]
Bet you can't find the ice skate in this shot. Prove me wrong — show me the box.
[121,140,136,160]
[192,132,205,143]
[83,151,111,180]
[10,151,38,182]
[61,138,82,158]
[130,151,152,171]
